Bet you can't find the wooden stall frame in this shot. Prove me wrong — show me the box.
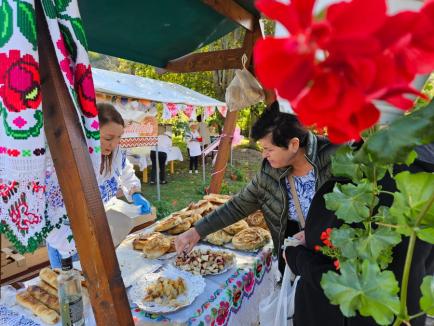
[26,0,270,324]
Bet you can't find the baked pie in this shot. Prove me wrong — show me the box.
[154,216,182,232]
[133,232,160,250]
[203,194,231,205]
[142,233,171,259]
[205,230,233,246]
[232,227,271,250]
[223,219,249,235]
[246,211,268,230]
[167,220,191,235]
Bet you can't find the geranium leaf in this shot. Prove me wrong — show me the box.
[325,182,377,223]
[331,145,363,181]
[354,100,434,165]
[420,276,434,315]
[330,226,358,259]
[17,1,37,50]
[0,0,13,47]
[321,261,400,325]
[355,227,401,263]
[390,171,434,243]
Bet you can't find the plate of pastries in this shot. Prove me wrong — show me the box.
[173,245,235,275]
[204,211,271,251]
[129,265,205,314]
[15,267,87,325]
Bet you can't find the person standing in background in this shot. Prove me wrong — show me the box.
[150,129,172,185]
[197,114,210,149]
[185,121,202,174]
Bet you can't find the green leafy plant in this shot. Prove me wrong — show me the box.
[320,101,434,325]
[153,200,173,221]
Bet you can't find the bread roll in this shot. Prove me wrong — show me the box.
[223,220,249,235]
[27,285,60,313]
[205,230,233,246]
[38,281,58,297]
[16,291,60,324]
[142,233,171,259]
[39,268,58,289]
[154,216,182,232]
[232,227,268,250]
[167,220,191,235]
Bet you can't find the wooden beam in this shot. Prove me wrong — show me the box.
[165,48,245,73]
[35,1,133,325]
[202,0,256,31]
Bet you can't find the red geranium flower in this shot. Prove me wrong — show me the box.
[334,259,340,270]
[254,0,434,143]
[0,50,41,112]
[74,64,97,118]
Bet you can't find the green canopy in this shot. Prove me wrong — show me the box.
[78,0,258,68]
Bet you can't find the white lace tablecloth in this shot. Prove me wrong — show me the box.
[127,146,184,170]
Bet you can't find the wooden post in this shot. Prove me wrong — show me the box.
[35,1,133,325]
[209,20,263,193]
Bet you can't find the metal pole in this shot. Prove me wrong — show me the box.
[156,144,161,201]
[202,147,206,184]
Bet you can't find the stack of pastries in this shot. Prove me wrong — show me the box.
[15,268,62,324]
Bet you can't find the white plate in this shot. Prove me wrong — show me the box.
[172,245,236,276]
[129,265,205,314]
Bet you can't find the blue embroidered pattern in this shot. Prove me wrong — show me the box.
[99,150,127,203]
[285,169,316,222]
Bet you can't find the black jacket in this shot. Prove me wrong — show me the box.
[285,158,434,326]
[195,132,338,273]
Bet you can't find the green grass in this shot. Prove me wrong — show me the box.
[137,139,262,219]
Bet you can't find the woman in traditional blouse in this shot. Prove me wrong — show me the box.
[46,102,151,268]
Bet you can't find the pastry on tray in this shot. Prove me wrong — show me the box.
[39,268,59,290]
[142,233,171,259]
[174,248,234,275]
[205,230,233,246]
[232,227,271,251]
[154,216,182,232]
[246,211,268,230]
[184,213,202,226]
[203,194,231,205]
[144,277,186,306]
[167,220,191,235]
[223,219,249,235]
[133,232,161,250]
[16,291,60,325]
[27,285,60,313]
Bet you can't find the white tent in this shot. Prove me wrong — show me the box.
[92,67,226,108]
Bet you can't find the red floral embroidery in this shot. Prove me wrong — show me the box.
[57,37,74,85]
[0,50,41,112]
[0,181,18,203]
[7,149,20,157]
[74,64,97,118]
[216,301,230,325]
[8,193,42,231]
[254,0,434,143]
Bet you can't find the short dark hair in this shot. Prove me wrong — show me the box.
[197,114,202,122]
[252,101,308,148]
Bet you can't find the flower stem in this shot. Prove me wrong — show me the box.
[393,192,434,326]
[375,222,399,229]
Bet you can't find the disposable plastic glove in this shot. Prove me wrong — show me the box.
[132,193,151,214]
